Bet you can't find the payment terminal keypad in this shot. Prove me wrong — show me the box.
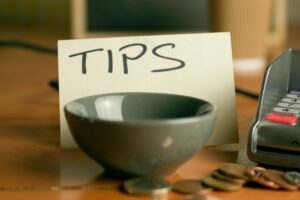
[266,91,300,125]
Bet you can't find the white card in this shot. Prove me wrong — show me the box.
[58,33,238,147]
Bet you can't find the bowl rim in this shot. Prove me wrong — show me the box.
[64,92,217,125]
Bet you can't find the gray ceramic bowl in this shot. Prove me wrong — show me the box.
[64,92,217,178]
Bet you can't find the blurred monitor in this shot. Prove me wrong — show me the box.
[72,0,209,38]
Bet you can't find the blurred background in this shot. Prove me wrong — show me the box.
[0,0,70,33]
[0,0,300,59]
[0,0,300,91]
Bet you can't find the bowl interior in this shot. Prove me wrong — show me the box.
[65,93,214,122]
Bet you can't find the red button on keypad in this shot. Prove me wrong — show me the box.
[267,112,298,125]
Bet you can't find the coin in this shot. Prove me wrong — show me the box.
[123,177,171,195]
[202,176,242,191]
[283,171,300,186]
[172,179,212,194]
[246,166,266,181]
[261,170,298,190]
[253,171,280,190]
[213,170,246,185]
[218,163,248,180]
[246,167,282,190]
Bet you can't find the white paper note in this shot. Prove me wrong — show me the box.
[58,33,238,147]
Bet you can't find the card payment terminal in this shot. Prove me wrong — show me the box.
[248,49,300,168]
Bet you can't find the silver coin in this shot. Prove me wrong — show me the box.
[123,177,171,195]
[283,171,300,186]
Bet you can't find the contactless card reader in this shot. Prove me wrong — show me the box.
[248,49,300,168]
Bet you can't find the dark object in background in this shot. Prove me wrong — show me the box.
[87,0,209,32]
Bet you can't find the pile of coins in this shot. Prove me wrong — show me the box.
[202,163,300,191]
[201,163,247,191]
[123,163,300,197]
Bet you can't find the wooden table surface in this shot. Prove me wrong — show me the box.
[0,28,299,200]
